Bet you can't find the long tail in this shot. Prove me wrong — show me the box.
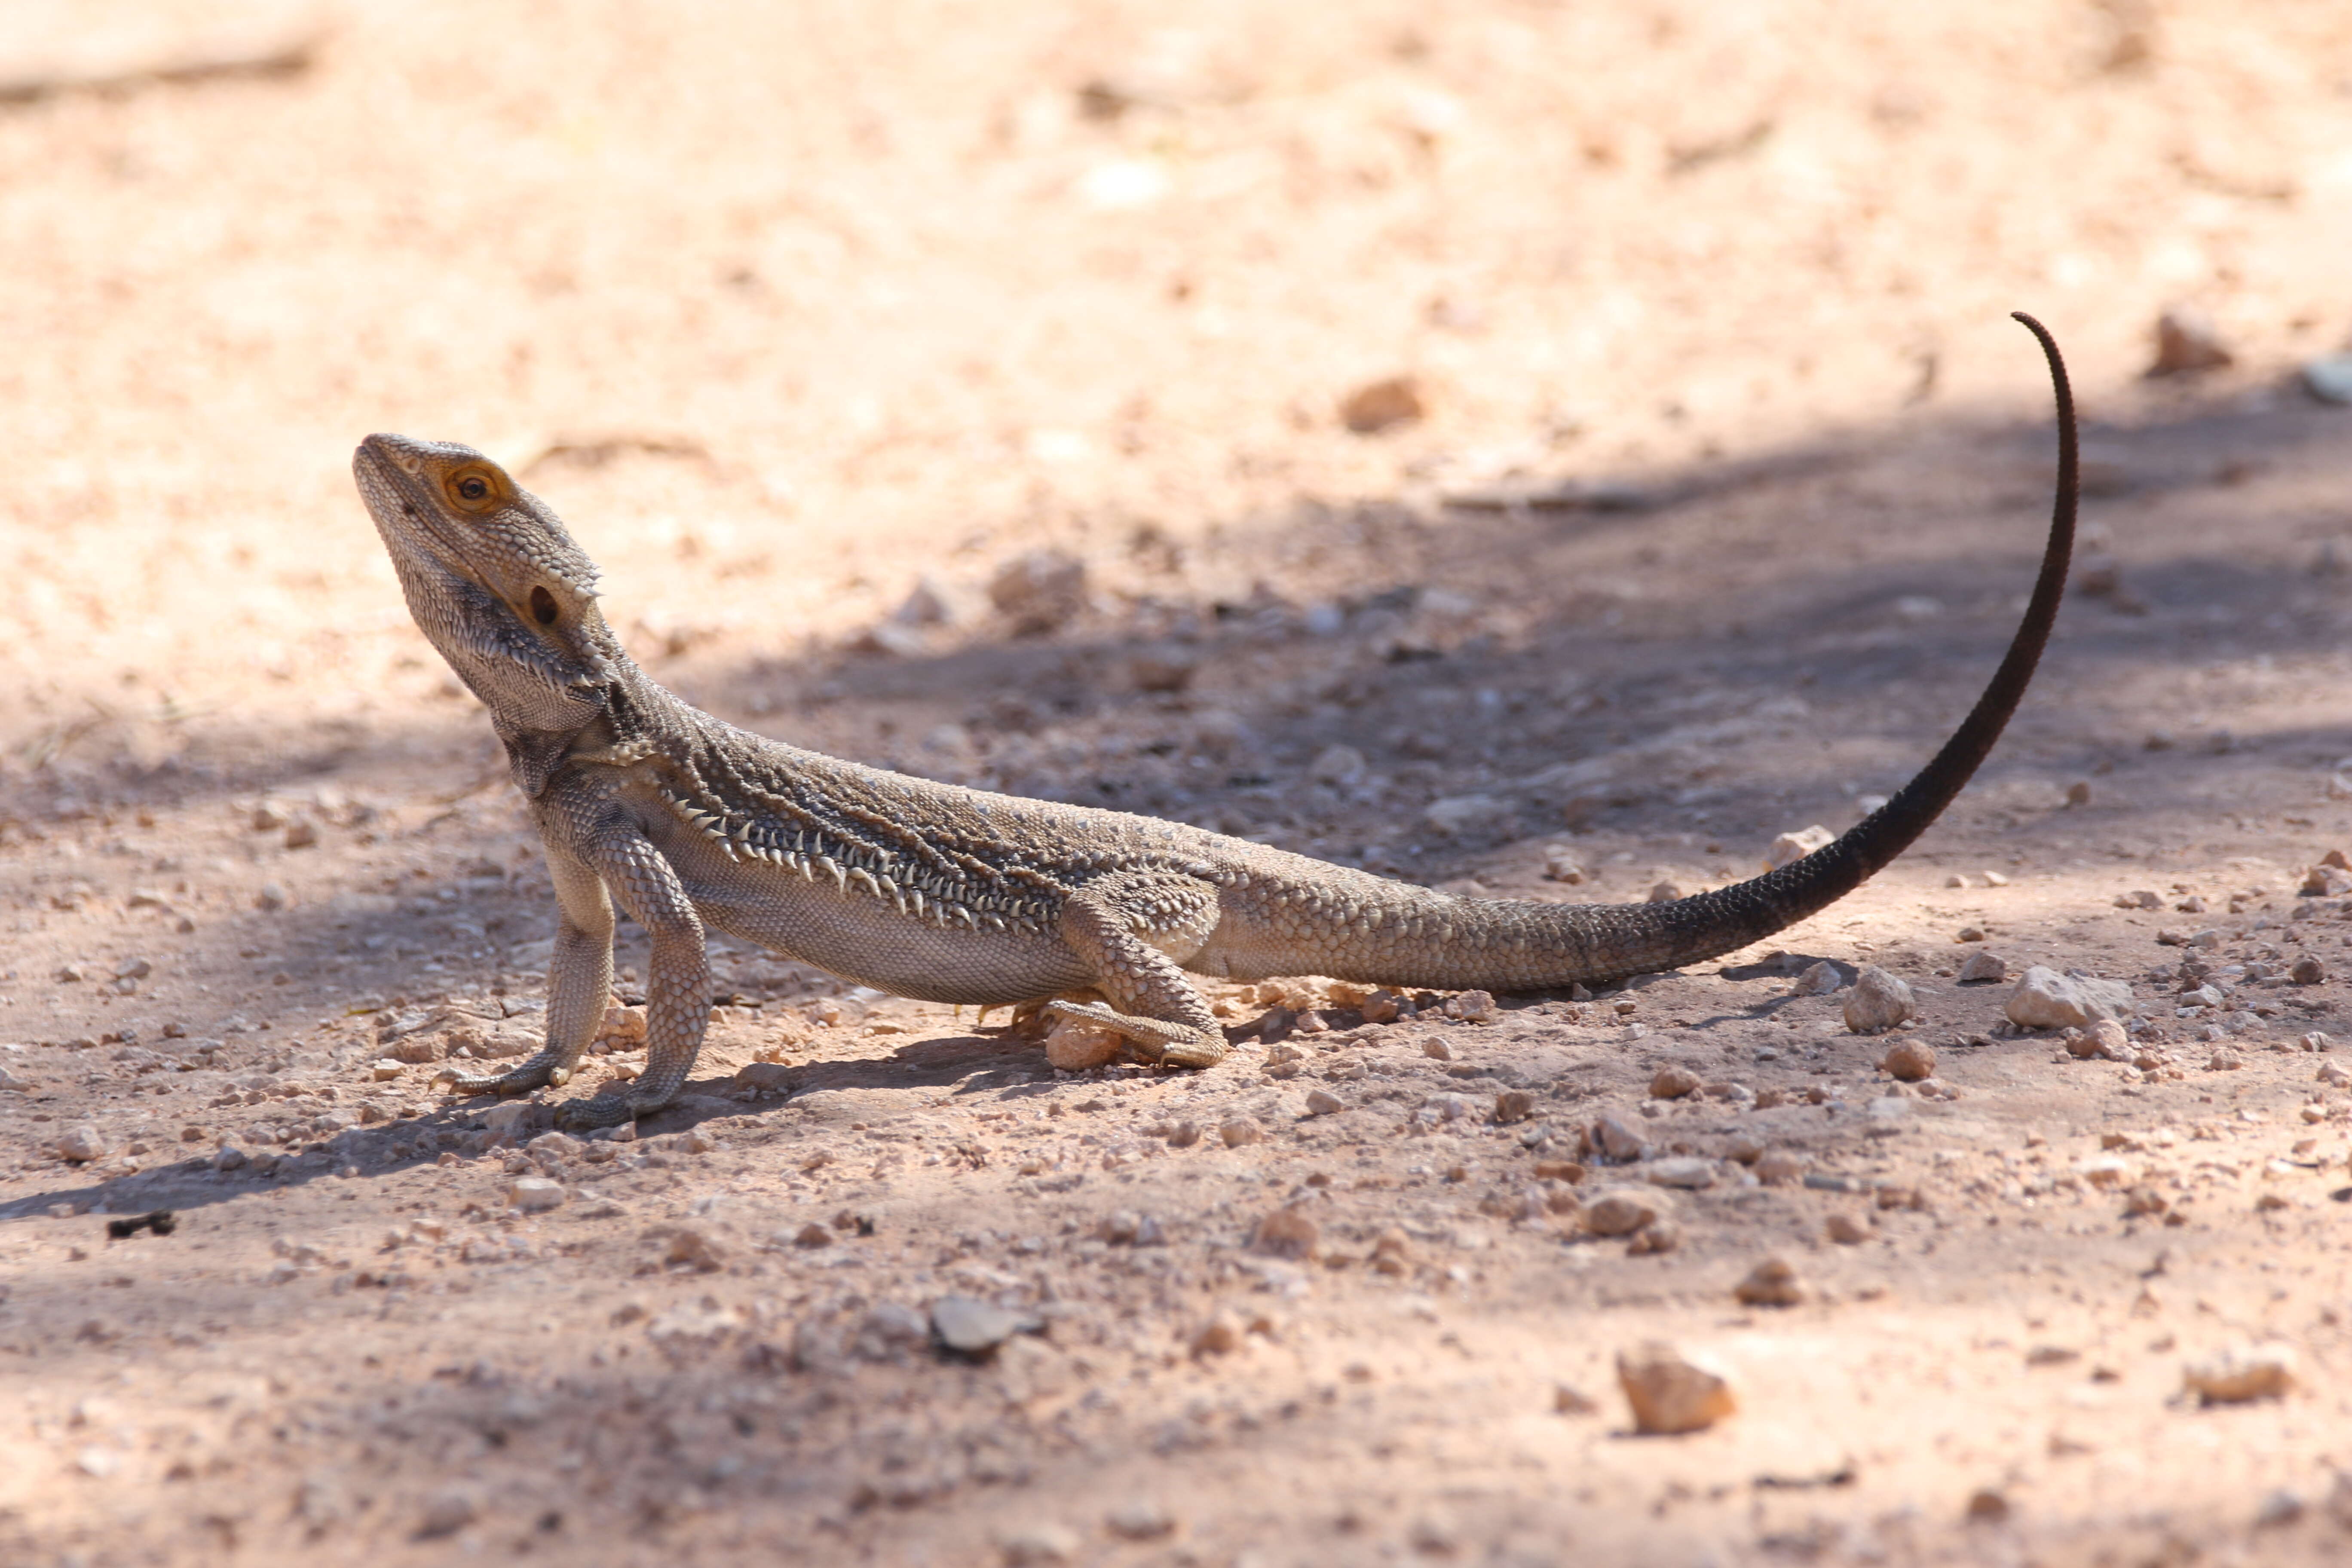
[1548,312,2076,979]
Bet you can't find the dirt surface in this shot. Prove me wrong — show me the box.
[6,3,2352,1565]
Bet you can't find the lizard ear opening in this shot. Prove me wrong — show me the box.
[529,586,560,626]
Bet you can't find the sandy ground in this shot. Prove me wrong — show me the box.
[5,2,2352,1564]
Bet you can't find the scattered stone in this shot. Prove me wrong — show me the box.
[419,1489,478,1537]
[1651,1066,1703,1100]
[997,1523,1080,1565]
[1733,1256,1805,1308]
[1647,880,1683,903]
[1302,1088,1344,1117]
[2292,956,2328,986]
[2064,780,2092,806]
[1044,1015,1123,1072]
[1965,1489,2012,1525]
[987,550,1087,636]
[1764,825,1835,872]
[1369,1228,1414,1275]
[1423,793,1509,836]
[733,1061,794,1093]
[1191,1310,1244,1357]
[1542,845,1586,883]
[1957,950,2009,984]
[1421,1038,1453,1062]
[1219,1118,1267,1148]
[1880,1038,1936,1081]
[2005,965,2134,1029]
[1253,1207,1320,1260]
[932,1295,1026,1357]
[1589,1113,1649,1162]
[654,1224,729,1270]
[1104,1501,1176,1542]
[58,1125,109,1163]
[368,1059,404,1082]
[2147,306,2233,375]
[2301,865,2352,898]
[1492,1089,1534,1124]
[1164,1120,1203,1148]
[1625,1219,1681,1254]
[1308,744,1366,786]
[1339,375,1425,434]
[1793,961,1844,996]
[283,818,319,850]
[1844,966,1918,1035]
[1643,1158,1717,1190]
[1616,1341,1736,1435]
[1553,1383,1599,1414]
[1825,1213,1872,1245]
[2114,888,2163,910]
[2183,1344,2297,1405]
[211,1145,248,1172]
[1581,1188,1669,1237]
[2067,1018,2131,1061]
[791,1222,833,1248]
[1449,989,1499,1023]
[507,1176,564,1213]
[1754,1149,1807,1185]
[2300,355,2352,406]
[2254,1489,2306,1529]
[255,882,289,912]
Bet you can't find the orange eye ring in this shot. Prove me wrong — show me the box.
[445,466,502,511]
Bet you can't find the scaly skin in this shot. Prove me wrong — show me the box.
[353,314,2078,1128]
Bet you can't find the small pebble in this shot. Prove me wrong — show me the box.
[1754,1149,1807,1185]
[1650,1066,1703,1100]
[2064,780,2092,806]
[932,1295,1026,1357]
[2147,306,2233,375]
[2182,1344,2296,1405]
[1044,1016,1123,1072]
[1553,1383,1599,1414]
[1589,1113,1649,1162]
[58,1126,109,1163]
[2300,355,2352,406]
[1105,1501,1176,1542]
[2005,965,2134,1030]
[997,1524,1080,1566]
[1252,1207,1320,1260]
[1219,1119,1267,1148]
[1792,961,1844,996]
[1581,1188,1669,1237]
[1338,375,1425,434]
[1825,1213,1872,1245]
[1844,965,1918,1035]
[1764,825,1834,872]
[1302,1088,1344,1118]
[1957,949,2008,983]
[420,1489,478,1537]
[1421,1039,1453,1062]
[2291,956,2327,986]
[1616,1341,1736,1435]
[1733,1256,1805,1308]
[507,1176,564,1213]
[1642,1157,1716,1190]
[1449,989,1499,1023]
[1647,880,1683,903]
[1880,1039,1936,1081]
[1491,1089,1534,1124]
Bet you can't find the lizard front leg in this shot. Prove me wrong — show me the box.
[1045,873,1228,1068]
[545,825,710,1130]
[435,848,616,1099]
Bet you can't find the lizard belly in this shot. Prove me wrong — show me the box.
[652,824,1093,1004]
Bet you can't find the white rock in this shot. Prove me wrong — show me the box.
[370,1060,405,1081]
[1642,1157,1718,1190]
[507,1177,565,1213]
[1763,825,1835,872]
[58,1125,108,1163]
[1589,1113,1649,1161]
[1044,1016,1122,1072]
[2004,965,2134,1029]
[1843,965,1917,1035]
[1616,1341,1736,1434]
[480,1102,533,1135]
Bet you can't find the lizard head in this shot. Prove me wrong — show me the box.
[352,434,617,742]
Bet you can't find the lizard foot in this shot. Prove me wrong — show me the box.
[1042,1000,1228,1069]
[553,1090,668,1131]
[432,1060,566,1097]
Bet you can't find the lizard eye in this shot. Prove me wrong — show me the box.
[444,466,502,511]
[529,586,560,625]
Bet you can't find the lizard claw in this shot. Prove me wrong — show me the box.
[1041,999,1225,1069]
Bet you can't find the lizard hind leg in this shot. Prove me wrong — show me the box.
[432,1051,573,1099]
[1054,874,1229,1069]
